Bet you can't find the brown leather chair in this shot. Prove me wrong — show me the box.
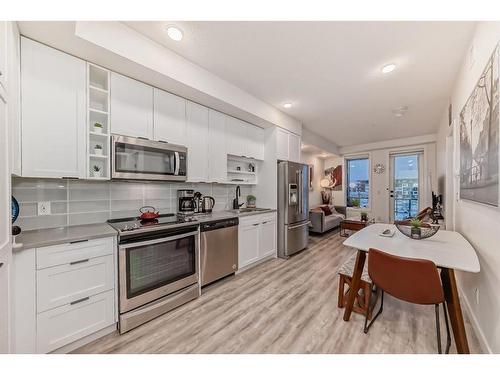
[364,248,451,354]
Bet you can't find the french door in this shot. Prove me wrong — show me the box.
[389,152,423,222]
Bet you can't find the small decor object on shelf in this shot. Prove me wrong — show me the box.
[94,144,103,155]
[236,166,241,171]
[373,163,385,174]
[93,122,103,133]
[360,211,368,222]
[246,195,257,208]
[92,165,102,178]
[395,220,440,240]
[248,163,255,172]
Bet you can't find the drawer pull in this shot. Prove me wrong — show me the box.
[70,296,90,305]
[252,223,259,226]
[70,258,89,265]
[69,239,89,244]
[262,221,268,224]
[0,262,3,269]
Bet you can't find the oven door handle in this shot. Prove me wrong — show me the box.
[119,230,199,250]
[174,152,180,175]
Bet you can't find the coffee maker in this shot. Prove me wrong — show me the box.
[177,189,195,214]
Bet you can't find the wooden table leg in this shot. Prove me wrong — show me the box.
[441,268,470,354]
[343,250,366,321]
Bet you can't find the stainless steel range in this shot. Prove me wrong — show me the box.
[107,214,200,333]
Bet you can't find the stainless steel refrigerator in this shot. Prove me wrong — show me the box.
[277,161,310,258]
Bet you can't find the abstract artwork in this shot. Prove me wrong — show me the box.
[459,44,499,206]
[324,164,342,191]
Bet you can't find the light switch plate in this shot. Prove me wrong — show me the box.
[38,201,51,215]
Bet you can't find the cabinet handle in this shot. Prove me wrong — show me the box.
[62,176,79,180]
[262,221,268,224]
[252,223,259,226]
[0,262,4,269]
[70,239,89,244]
[70,296,90,305]
[70,258,89,265]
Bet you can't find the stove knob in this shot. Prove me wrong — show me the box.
[122,225,129,232]
[133,223,140,230]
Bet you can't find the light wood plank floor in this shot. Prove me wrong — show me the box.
[74,229,482,354]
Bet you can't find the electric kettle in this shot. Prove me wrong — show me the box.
[201,196,216,213]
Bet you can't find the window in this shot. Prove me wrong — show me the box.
[346,158,370,208]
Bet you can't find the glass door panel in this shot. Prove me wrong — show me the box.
[390,154,422,221]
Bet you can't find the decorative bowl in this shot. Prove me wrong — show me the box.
[395,222,440,240]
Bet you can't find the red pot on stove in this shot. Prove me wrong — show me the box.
[139,206,160,221]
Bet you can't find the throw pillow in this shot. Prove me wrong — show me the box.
[319,206,332,216]
[328,205,339,215]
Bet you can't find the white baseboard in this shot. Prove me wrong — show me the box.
[458,286,493,354]
[50,324,117,354]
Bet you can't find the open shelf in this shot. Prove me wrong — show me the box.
[227,169,256,175]
[227,156,258,184]
[87,63,111,180]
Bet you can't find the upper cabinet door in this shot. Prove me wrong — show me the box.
[276,128,289,161]
[21,38,86,178]
[110,72,153,139]
[226,116,247,157]
[186,101,209,182]
[288,133,301,163]
[153,88,186,146]
[0,22,6,93]
[208,109,227,183]
[246,124,264,160]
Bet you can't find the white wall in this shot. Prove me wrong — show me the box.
[300,152,325,207]
[436,21,500,354]
[325,139,437,222]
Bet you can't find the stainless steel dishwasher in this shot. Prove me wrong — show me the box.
[200,217,239,286]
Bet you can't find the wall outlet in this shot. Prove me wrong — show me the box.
[38,201,51,215]
[474,287,480,306]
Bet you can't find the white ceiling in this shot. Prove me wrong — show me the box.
[125,21,475,147]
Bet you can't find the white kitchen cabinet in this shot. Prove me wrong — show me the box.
[276,127,301,163]
[238,222,260,269]
[110,72,153,139]
[37,290,114,354]
[238,212,277,270]
[208,109,227,183]
[186,101,209,182]
[259,218,277,258]
[288,132,301,163]
[246,124,265,160]
[276,128,289,160]
[21,37,86,178]
[153,88,186,145]
[0,250,11,354]
[226,116,247,157]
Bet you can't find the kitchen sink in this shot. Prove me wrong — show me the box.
[237,208,270,213]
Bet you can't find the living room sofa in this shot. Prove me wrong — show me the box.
[309,205,346,234]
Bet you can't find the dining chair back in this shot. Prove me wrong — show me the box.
[364,248,451,354]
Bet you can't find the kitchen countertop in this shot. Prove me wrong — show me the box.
[194,208,276,223]
[13,209,276,251]
[14,223,118,251]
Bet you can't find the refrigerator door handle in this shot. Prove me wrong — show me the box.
[287,221,311,230]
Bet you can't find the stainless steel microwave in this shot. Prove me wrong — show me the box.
[111,135,187,181]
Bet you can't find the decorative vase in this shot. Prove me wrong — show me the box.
[92,170,102,178]
[411,227,421,239]
[94,148,103,156]
[247,198,256,208]
[94,124,103,133]
[360,212,368,222]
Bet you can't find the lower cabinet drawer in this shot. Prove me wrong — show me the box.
[37,290,115,353]
[37,255,114,313]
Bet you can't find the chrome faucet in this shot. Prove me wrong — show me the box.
[233,185,244,209]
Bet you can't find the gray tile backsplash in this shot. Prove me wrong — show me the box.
[12,178,256,231]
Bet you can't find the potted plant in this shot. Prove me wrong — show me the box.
[246,194,257,208]
[350,198,360,208]
[94,144,103,156]
[360,211,368,222]
[410,219,422,239]
[93,122,103,133]
[92,165,102,178]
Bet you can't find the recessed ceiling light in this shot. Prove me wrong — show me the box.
[283,103,292,109]
[166,26,183,41]
[381,63,396,74]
